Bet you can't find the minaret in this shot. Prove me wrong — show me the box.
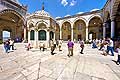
[42,2,44,10]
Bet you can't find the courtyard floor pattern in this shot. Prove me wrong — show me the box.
[0,43,120,80]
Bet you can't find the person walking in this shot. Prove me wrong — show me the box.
[67,39,74,57]
[9,39,14,50]
[80,40,84,54]
[50,39,55,55]
[116,47,120,65]
[58,39,62,51]
[26,43,31,51]
[107,38,114,56]
[114,40,120,65]
[4,40,10,53]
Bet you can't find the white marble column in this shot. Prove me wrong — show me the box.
[86,26,89,41]
[60,25,62,40]
[47,31,50,47]
[103,23,106,38]
[34,30,38,48]
[71,27,73,41]
[70,23,74,41]
[28,31,30,42]
[24,27,27,41]
[111,20,115,38]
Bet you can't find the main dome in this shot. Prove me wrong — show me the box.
[34,10,51,17]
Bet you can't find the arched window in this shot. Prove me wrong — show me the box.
[38,30,46,40]
[30,30,35,40]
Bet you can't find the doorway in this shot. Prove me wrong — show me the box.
[50,31,54,40]
[2,31,10,41]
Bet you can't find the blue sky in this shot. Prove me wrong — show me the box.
[19,0,107,18]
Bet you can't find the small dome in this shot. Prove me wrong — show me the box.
[34,10,51,17]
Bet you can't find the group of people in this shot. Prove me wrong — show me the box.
[4,37,119,65]
[3,38,14,53]
[91,38,120,65]
[49,39,85,57]
[67,39,85,57]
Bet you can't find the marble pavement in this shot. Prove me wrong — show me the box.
[0,43,120,80]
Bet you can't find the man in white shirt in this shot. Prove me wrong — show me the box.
[107,38,114,56]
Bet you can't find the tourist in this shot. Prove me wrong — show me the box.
[9,39,14,50]
[58,39,62,51]
[4,40,10,53]
[53,39,57,49]
[39,42,45,51]
[107,38,114,56]
[26,43,31,51]
[100,41,108,56]
[116,46,120,65]
[79,39,84,54]
[114,40,120,65]
[99,38,106,50]
[50,39,55,55]
[67,39,74,57]
[92,39,97,48]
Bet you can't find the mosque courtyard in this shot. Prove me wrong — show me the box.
[0,43,120,80]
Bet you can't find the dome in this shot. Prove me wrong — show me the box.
[34,10,51,17]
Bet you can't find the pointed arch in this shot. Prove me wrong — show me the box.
[88,15,103,24]
[73,17,87,25]
[88,15,103,39]
[35,20,48,27]
[0,9,25,21]
[61,20,72,26]
[73,18,86,40]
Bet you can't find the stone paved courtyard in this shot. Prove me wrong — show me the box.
[0,43,120,80]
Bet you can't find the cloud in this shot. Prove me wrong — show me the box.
[70,0,77,6]
[61,0,68,6]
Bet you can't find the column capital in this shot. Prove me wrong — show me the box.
[110,16,115,21]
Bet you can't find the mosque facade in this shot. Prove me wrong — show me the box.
[0,0,120,48]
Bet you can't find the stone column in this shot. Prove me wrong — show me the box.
[71,23,74,41]
[47,31,50,47]
[60,25,62,40]
[28,30,30,42]
[86,25,89,41]
[111,19,115,38]
[71,27,73,41]
[34,30,38,48]
[24,27,27,41]
[103,23,106,38]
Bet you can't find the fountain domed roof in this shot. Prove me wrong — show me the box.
[34,10,51,17]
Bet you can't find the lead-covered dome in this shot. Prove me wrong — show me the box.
[34,10,51,17]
